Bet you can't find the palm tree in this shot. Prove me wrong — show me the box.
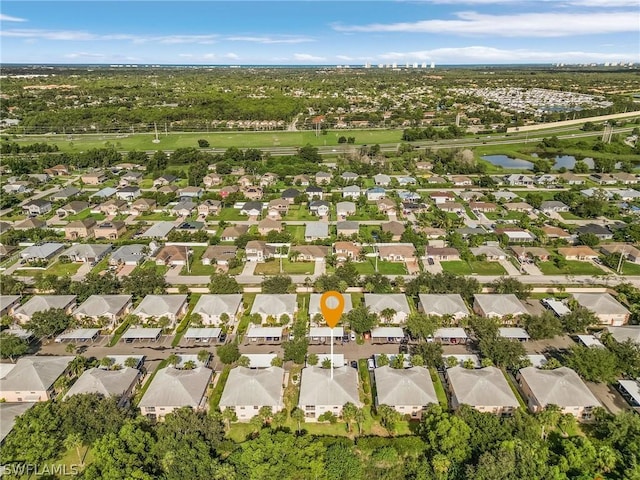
[124,357,139,368]
[342,402,357,433]
[291,407,305,434]
[222,407,237,432]
[354,407,365,436]
[63,433,84,466]
[197,349,210,365]
[69,355,88,377]
[380,308,397,324]
[167,353,179,367]
[271,409,288,430]
[99,357,115,369]
[65,343,77,354]
[237,355,250,367]
[249,414,264,435]
[183,360,196,370]
[258,406,273,425]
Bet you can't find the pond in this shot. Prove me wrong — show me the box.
[481,154,534,170]
[531,153,595,170]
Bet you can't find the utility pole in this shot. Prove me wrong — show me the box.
[616,247,626,274]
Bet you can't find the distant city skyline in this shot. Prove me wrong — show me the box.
[1,1,638,65]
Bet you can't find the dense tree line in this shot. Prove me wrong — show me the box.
[2,393,640,479]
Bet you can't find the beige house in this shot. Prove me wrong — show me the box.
[65,218,96,240]
[298,366,362,420]
[130,198,156,214]
[517,367,601,420]
[0,356,74,402]
[197,200,222,217]
[81,171,106,185]
[572,293,630,326]
[203,173,222,188]
[201,245,237,266]
[381,221,405,241]
[378,244,417,263]
[334,241,361,262]
[258,218,283,235]
[73,295,133,329]
[192,294,243,325]
[558,246,599,261]
[155,245,189,266]
[138,367,213,420]
[374,366,438,419]
[425,246,460,261]
[293,245,329,262]
[447,366,519,416]
[219,367,285,421]
[94,221,127,240]
[98,199,127,216]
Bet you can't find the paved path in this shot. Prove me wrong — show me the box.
[499,259,522,276]
[71,262,92,281]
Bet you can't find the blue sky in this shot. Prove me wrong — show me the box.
[1,1,639,65]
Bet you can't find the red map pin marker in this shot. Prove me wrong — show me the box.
[320,291,344,328]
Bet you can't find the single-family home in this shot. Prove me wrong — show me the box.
[178,186,203,200]
[336,221,359,238]
[219,366,285,421]
[153,174,178,188]
[155,245,189,266]
[65,218,97,240]
[374,366,438,419]
[197,199,222,217]
[250,294,297,323]
[334,241,361,262]
[203,173,222,188]
[376,198,396,214]
[341,172,359,183]
[534,174,557,185]
[572,293,630,326]
[50,186,81,202]
[12,295,77,324]
[425,246,460,261]
[366,187,386,201]
[558,246,599,261]
[517,367,601,420]
[245,241,277,263]
[418,294,469,321]
[64,367,140,407]
[309,200,330,217]
[510,246,550,262]
[473,294,527,320]
[469,202,498,212]
[600,244,640,264]
[74,295,133,329]
[281,188,301,204]
[576,224,613,241]
[0,356,74,402]
[201,245,238,266]
[450,175,473,186]
[220,225,248,241]
[504,174,534,186]
[267,199,289,218]
[308,294,354,321]
[240,201,262,217]
[471,245,508,261]
[429,192,456,204]
[293,174,310,186]
[342,185,361,199]
[258,218,283,235]
[373,173,391,186]
[140,221,175,240]
[297,366,361,420]
[115,186,141,201]
[20,242,64,262]
[110,244,148,266]
[22,199,52,216]
[97,199,127,216]
[447,366,519,416]
[129,198,156,215]
[260,172,278,187]
[364,294,411,324]
[219,185,239,198]
[378,244,417,263]
[171,200,197,217]
[381,221,405,241]
[0,296,21,317]
[496,228,536,243]
[336,201,356,218]
[559,172,585,185]
[82,171,107,185]
[315,172,332,185]
[293,245,329,262]
[62,244,112,264]
[138,366,212,420]
[503,202,534,213]
[94,221,127,240]
[132,294,189,326]
[191,294,243,325]
[304,222,329,241]
[306,185,324,200]
[540,201,569,214]
[438,202,464,213]
[44,164,69,176]
[56,201,89,217]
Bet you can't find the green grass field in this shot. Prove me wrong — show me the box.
[15,129,404,152]
[622,262,640,275]
[180,247,215,276]
[440,260,506,275]
[254,258,316,275]
[538,260,604,276]
[354,259,407,275]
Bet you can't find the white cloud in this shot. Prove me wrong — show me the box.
[336,55,354,61]
[293,53,327,62]
[334,11,639,37]
[0,13,27,22]
[0,29,218,44]
[226,35,313,44]
[65,52,106,59]
[224,52,239,60]
[375,45,639,63]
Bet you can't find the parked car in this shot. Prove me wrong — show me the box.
[367,358,375,370]
[350,331,356,342]
[350,360,358,368]
[218,333,227,343]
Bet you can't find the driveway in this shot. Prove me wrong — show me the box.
[421,258,443,274]
[117,264,136,278]
[71,262,93,281]
[499,259,522,276]
[240,261,257,276]
[586,381,630,414]
[313,259,325,276]
[522,262,543,275]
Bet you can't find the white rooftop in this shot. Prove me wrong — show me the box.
[241,354,279,368]
[498,327,530,340]
[245,325,284,338]
[576,335,605,348]
[371,327,405,338]
[55,328,100,342]
[308,327,344,338]
[121,327,162,339]
[434,328,468,339]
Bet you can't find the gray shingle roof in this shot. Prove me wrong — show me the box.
[138,366,212,408]
[219,366,284,409]
[474,294,527,317]
[14,295,77,318]
[518,367,601,408]
[0,402,35,443]
[133,295,187,318]
[298,366,361,407]
[374,366,438,406]
[419,294,469,317]
[0,356,73,392]
[74,295,132,318]
[572,293,629,316]
[64,367,139,399]
[364,294,411,315]
[192,294,242,317]
[251,294,297,317]
[448,366,519,408]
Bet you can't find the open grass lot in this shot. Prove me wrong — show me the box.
[65,209,106,222]
[559,211,584,220]
[283,205,317,221]
[622,261,640,275]
[138,212,177,221]
[16,129,404,152]
[214,208,249,221]
[20,261,83,277]
[354,259,407,275]
[484,210,525,221]
[284,225,305,243]
[538,260,604,275]
[254,258,316,275]
[180,246,215,276]
[441,260,506,275]
[132,260,169,276]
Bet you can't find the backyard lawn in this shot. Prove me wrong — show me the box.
[19,261,82,277]
[65,209,106,222]
[622,262,640,275]
[284,225,305,243]
[180,247,215,276]
[538,260,604,276]
[254,259,316,275]
[354,259,407,275]
[283,205,317,221]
